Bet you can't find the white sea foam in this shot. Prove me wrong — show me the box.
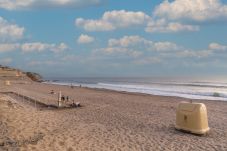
[44,78,227,101]
[96,83,227,101]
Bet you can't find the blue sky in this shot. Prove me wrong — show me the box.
[0,0,227,77]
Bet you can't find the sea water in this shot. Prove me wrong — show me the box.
[44,77,227,101]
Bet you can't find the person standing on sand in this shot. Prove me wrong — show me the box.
[61,95,65,101]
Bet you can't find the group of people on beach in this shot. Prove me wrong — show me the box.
[50,90,71,102]
[61,95,69,102]
[50,88,80,107]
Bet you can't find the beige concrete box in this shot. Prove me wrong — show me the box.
[175,102,210,135]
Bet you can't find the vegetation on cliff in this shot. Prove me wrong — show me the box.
[0,65,42,82]
[25,72,43,82]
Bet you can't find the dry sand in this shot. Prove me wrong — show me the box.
[0,81,227,151]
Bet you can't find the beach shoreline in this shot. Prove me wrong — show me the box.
[43,82,227,104]
[43,78,227,102]
[1,81,227,151]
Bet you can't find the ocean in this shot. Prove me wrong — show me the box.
[44,77,227,101]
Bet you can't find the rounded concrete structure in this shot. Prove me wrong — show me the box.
[175,102,210,135]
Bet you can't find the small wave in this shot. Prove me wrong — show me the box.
[97,83,227,101]
[129,81,227,89]
[44,81,227,101]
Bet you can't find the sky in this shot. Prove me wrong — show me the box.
[0,0,227,77]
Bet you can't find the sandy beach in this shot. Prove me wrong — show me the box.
[1,81,227,151]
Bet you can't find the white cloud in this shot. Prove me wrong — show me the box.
[0,16,68,54]
[77,34,94,44]
[154,0,227,21]
[148,0,227,33]
[97,47,143,58]
[55,43,69,53]
[21,42,53,53]
[94,35,181,60]
[0,43,20,52]
[21,42,69,53]
[153,42,179,51]
[108,35,180,52]
[166,42,227,59]
[0,57,12,65]
[0,0,105,10]
[76,10,151,31]
[76,18,115,31]
[145,19,199,33]
[0,17,25,41]
[76,9,200,33]
[133,57,162,65]
[102,10,150,27]
[100,35,219,61]
[0,42,68,53]
[176,49,213,58]
[28,60,60,66]
[209,43,227,51]
[108,35,151,47]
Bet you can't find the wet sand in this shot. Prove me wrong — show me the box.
[0,81,227,151]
